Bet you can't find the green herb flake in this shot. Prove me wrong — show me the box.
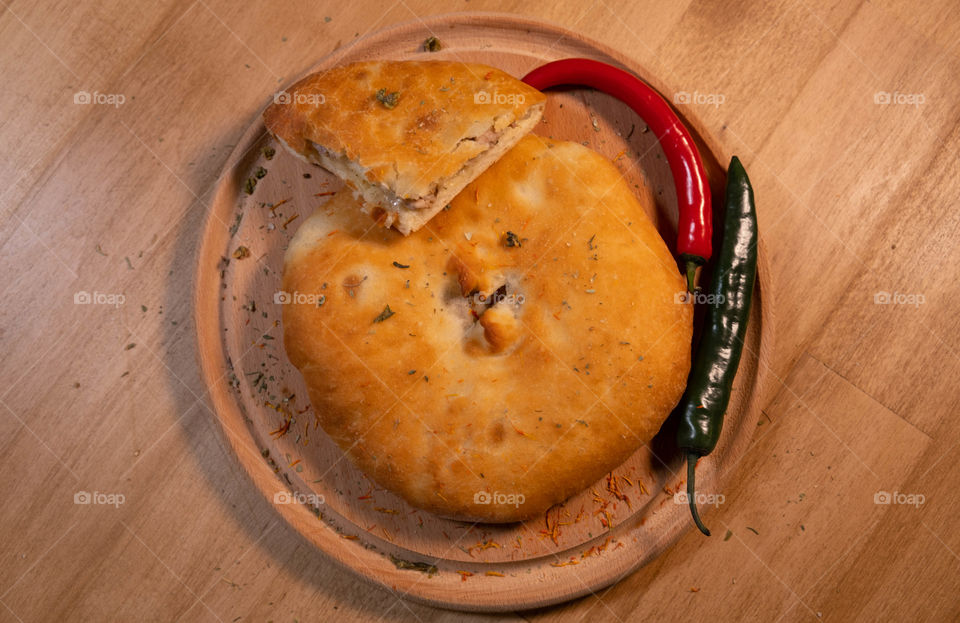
[423,36,441,52]
[503,231,522,248]
[324,16,332,23]
[229,212,243,237]
[373,305,395,323]
[746,526,759,535]
[375,88,400,109]
[140,305,148,313]
[254,166,268,179]
[724,529,733,541]
[389,554,437,576]
[262,147,275,160]
[392,261,410,269]
[124,343,136,351]
[243,177,257,194]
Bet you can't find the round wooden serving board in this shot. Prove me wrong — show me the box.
[194,12,775,612]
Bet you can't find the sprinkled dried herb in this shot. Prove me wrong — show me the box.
[254,166,268,179]
[392,261,409,269]
[423,36,441,52]
[503,231,522,248]
[262,147,275,160]
[389,554,437,575]
[373,305,395,323]
[124,343,136,350]
[376,88,400,109]
[243,177,257,194]
[232,246,250,260]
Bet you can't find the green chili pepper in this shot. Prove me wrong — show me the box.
[676,156,758,536]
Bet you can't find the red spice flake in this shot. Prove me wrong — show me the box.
[466,540,501,556]
[597,537,611,553]
[613,541,624,550]
[690,587,700,593]
[341,534,358,540]
[441,531,451,540]
[374,507,400,515]
[456,570,473,582]
[357,488,374,501]
[540,504,570,545]
[269,418,293,439]
[381,527,393,541]
[606,473,633,510]
[550,558,579,567]
[326,229,340,237]
[289,459,301,468]
[314,191,337,197]
[483,71,493,80]
[485,571,504,577]
[271,198,291,208]
[508,417,533,439]
[282,214,299,229]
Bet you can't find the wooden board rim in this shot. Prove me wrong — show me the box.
[193,11,776,612]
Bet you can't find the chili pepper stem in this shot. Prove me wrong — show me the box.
[685,261,698,293]
[686,452,711,536]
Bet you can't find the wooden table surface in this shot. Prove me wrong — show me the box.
[1,1,958,621]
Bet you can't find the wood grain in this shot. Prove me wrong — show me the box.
[0,0,958,621]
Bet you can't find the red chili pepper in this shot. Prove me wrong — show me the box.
[522,58,712,291]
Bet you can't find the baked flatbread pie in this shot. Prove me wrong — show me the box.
[263,60,546,234]
[282,135,693,522]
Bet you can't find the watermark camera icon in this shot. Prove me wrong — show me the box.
[74,90,92,105]
[274,290,292,304]
[474,90,491,104]
[74,491,92,504]
[274,491,293,504]
[874,491,892,504]
[274,91,292,105]
[473,491,492,504]
[74,290,92,305]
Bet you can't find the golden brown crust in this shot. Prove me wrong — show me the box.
[263,60,546,232]
[282,135,692,522]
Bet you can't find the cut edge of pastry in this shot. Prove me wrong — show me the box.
[278,102,545,235]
